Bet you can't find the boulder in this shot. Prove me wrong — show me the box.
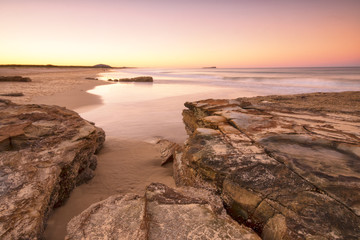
[175,92,360,239]
[0,100,105,239]
[0,76,31,82]
[66,183,260,240]
[155,138,182,165]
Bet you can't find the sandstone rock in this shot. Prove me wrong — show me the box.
[0,100,105,239]
[66,183,260,240]
[155,138,182,165]
[176,92,360,239]
[118,76,153,82]
[0,76,31,82]
[66,194,146,240]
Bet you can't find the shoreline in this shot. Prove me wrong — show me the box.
[31,80,106,112]
[0,67,110,111]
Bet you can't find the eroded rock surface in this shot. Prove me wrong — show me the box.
[66,183,260,240]
[0,100,105,239]
[176,92,360,239]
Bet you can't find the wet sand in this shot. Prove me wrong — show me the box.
[44,138,175,240]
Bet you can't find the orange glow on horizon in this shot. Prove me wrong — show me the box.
[1,0,359,68]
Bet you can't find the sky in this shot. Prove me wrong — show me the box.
[1,0,360,68]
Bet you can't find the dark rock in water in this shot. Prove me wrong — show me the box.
[175,92,360,239]
[65,183,260,240]
[0,76,31,82]
[118,76,153,82]
[0,100,105,239]
[0,92,24,97]
[93,64,111,68]
[85,77,98,80]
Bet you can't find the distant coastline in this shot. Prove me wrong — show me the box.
[0,64,133,69]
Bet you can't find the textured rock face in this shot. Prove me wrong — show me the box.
[66,183,260,240]
[0,100,105,239]
[176,92,360,239]
[155,138,182,165]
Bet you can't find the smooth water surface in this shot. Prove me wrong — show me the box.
[81,67,360,143]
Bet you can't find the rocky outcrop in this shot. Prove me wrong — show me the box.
[0,76,31,82]
[176,92,360,239]
[0,93,24,97]
[0,99,105,239]
[66,183,260,240]
[108,76,153,82]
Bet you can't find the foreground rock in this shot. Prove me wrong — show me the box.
[0,76,31,82]
[66,183,260,240]
[176,91,360,239]
[0,99,105,239]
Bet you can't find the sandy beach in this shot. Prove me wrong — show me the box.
[0,67,176,239]
[0,67,108,110]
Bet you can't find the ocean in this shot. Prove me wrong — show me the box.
[81,67,360,142]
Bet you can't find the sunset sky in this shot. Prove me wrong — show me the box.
[1,0,360,68]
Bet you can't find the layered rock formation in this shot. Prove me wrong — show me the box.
[155,138,182,165]
[0,99,105,239]
[66,183,260,240]
[176,92,360,239]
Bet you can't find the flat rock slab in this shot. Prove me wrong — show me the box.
[0,99,105,239]
[66,183,260,240]
[177,91,360,239]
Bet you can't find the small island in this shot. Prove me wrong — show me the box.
[93,64,112,68]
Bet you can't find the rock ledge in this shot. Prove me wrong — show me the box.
[176,92,360,239]
[0,100,105,239]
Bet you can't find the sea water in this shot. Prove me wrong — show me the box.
[81,67,360,142]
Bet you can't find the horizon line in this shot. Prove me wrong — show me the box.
[1,63,360,69]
